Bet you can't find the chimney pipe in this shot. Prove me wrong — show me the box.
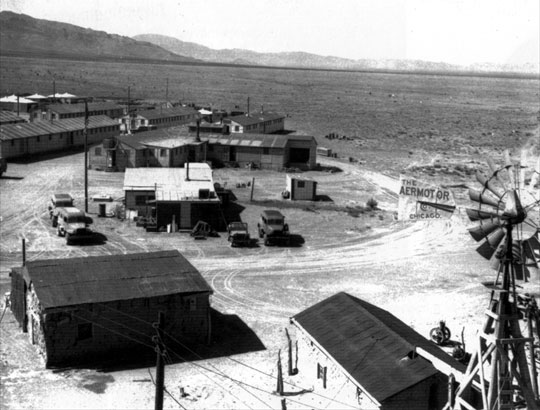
[186,162,190,181]
[17,95,20,116]
[247,97,250,116]
[22,238,26,266]
[196,118,201,142]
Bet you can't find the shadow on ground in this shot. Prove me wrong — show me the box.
[68,232,107,246]
[52,308,265,373]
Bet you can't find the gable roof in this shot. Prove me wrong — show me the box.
[23,250,212,309]
[0,110,26,124]
[0,116,119,141]
[116,129,197,150]
[46,102,124,114]
[199,132,316,149]
[136,106,198,120]
[226,111,285,127]
[292,292,466,403]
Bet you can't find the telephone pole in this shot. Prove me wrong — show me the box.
[84,100,89,213]
[153,312,166,410]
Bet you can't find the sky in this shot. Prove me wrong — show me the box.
[0,0,538,66]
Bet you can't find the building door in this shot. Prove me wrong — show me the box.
[180,202,191,229]
[229,147,237,162]
[69,132,74,146]
[188,149,196,162]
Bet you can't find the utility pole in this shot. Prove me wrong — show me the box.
[153,312,166,410]
[84,100,89,213]
[166,78,169,103]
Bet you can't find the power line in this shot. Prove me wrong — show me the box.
[71,313,155,350]
[89,302,358,409]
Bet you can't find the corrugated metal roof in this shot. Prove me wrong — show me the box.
[292,292,465,403]
[124,164,219,201]
[226,112,285,127]
[0,116,119,141]
[136,106,198,120]
[117,129,196,150]
[24,250,212,309]
[47,102,124,114]
[0,111,26,124]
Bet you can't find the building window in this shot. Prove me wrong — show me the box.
[49,135,52,141]
[297,181,305,188]
[189,297,197,311]
[317,363,327,388]
[160,149,166,157]
[36,136,40,142]
[263,148,270,155]
[234,126,240,132]
[95,147,102,156]
[77,322,93,340]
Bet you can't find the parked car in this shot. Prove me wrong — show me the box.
[48,193,74,224]
[257,210,290,246]
[55,207,93,245]
[227,222,251,247]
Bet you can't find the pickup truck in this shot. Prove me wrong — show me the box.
[227,222,251,247]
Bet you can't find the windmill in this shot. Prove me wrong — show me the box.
[450,152,540,410]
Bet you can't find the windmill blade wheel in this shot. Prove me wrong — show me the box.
[466,155,540,275]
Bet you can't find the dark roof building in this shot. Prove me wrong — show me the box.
[0,110,26,125]
[32,102,125,121]
[0,115,119,159]
[10,250,213,367]
[291,292,467,409]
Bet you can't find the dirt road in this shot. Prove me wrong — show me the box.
[1,153,537,409]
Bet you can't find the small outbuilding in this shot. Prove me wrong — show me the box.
[291,292,468,410]
[123,163,223,230]
[9,250,213,367]
[285,174,317,200]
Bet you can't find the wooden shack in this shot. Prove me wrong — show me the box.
[285,174,317,200]
[291,292,468,410]
[9,250,213,367]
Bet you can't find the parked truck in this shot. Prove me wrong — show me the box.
[55,207,93,245]
[49,193,74,223]
[227,222,251,247]
[257,210,290,246]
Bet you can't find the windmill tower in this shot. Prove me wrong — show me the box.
[452,152,540,410]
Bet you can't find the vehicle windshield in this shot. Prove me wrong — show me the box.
[67,215,86,223]
[56,200,73,207]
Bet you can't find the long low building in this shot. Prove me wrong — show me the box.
[90,128,317,171]
[0,116,120,159]
[31,101,126,121]
[201,132,317,170]
[123,163,223,230]
[121,106,198,133]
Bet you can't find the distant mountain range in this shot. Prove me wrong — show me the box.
[133,33,539,75]
[0,11,198,63]
[0,11,537,75]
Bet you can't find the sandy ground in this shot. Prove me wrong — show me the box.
[0,152,538,409]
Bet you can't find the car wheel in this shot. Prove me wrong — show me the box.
[264,235,269,246]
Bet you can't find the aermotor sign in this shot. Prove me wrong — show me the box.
[397,176,456,221]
